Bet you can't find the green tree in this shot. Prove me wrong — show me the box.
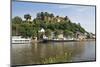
[45,29,52,38]
[12,23,19,35]
[56,15,59,18]
[63,30,73,37]
[54,29,61,38]
[50,13,54,18]
[32,30,37,38]
[24,14,31,21]
[12,16,22,23]
[18,23,33,38]
[64,16,68,20]
[37,12,41,19]
[47,23,55,30]
[40,12,45,20]
[44,12,49,17]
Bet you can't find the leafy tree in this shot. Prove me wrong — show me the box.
[64,16,68,20]
[18,23,33,38]
[50,13,54,18]
[12,16,22,23]
[63,30,73,37]
[32,30,37,38]
[40,12,45,20]
[45,29,52,38]
[24,14,31,21]
[44,12,49,17]
[56,15,59,18]
[37,12,41,19]
[47,23,55,30]
[54,29,61,38]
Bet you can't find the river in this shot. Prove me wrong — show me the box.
[11,41,96,65]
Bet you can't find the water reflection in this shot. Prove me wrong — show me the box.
[12,41,95,65]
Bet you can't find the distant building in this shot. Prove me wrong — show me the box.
[56,17,64,22]
[58,34,64,39]
[75,31,86,40]
[92,34,96,39]
[78,35,86,40]
[89,33,96,39]
[39,28,45,32]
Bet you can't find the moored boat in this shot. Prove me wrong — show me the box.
[12,36,31,44]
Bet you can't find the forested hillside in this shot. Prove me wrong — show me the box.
[12,12,87,38]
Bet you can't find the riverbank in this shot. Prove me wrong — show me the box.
[31,38,96,43]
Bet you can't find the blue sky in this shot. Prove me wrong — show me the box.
[12,1,96,34]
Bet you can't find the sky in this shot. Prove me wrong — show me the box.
[12,1,96,34]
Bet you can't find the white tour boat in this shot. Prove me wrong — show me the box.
[12,36,31,44]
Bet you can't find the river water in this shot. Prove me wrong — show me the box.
[11,41,96,65]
